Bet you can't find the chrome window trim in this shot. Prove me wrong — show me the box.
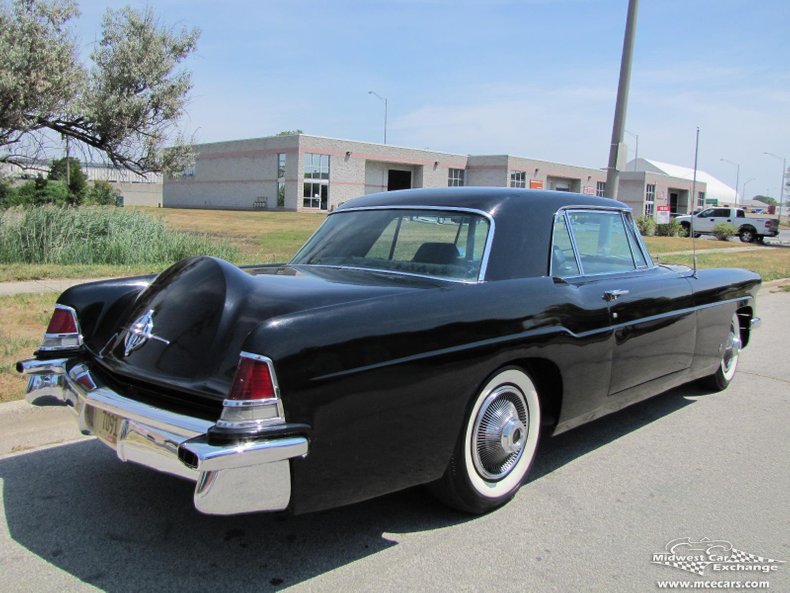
[291,205,496,283]
[552,206,658,279]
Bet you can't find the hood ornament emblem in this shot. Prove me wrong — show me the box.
[124,309,171,357]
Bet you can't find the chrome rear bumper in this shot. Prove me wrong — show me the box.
[17,357,308,515]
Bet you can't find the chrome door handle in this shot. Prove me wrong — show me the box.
[603,289,630,302]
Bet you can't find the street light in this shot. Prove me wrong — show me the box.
[368,90,388,144]
[625,129,638,170]
[720,158,740,205]
[764,152,787,225]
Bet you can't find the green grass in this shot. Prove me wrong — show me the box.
[642,235,747,254]
[0,206,238,266]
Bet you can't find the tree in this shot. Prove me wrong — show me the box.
[48,156,87,202]
[0,0,199,175]
[754,195,778,207]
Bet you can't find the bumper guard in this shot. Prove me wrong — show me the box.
[16,357,308,515]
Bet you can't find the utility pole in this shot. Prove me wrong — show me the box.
[605,0,639,200]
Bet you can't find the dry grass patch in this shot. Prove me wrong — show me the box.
[660,246,790,281]
[138,208,325,263]
[0,293,57,403]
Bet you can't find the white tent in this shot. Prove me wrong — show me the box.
[628,158,736,204]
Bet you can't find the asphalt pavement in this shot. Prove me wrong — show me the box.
[0,289,788,593]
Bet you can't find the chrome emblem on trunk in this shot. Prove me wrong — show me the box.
[123,309,171,356]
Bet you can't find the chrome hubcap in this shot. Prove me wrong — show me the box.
[722,321,742,378]
[472,386,529,481]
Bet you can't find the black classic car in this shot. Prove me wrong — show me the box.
[18,188,761,515]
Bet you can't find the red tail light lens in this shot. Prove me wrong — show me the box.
[40,305,83,351]
[46,306,79,334]
[227,354,277,401]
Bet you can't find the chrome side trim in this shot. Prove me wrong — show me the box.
[17,357,309,515]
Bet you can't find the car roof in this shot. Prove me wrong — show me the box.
[335,188,631,281]
[338,187,626,217]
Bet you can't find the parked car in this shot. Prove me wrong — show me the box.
[18,188,761,516]
[676,207,779,243]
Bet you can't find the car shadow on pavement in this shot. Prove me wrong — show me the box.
[530,382,708,481]
[0,382,709,592]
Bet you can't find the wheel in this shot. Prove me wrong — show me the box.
[739,228,756,243]
[429,368,541,514]
[756,235,765,244]
[701,313,741,391]
[680,223,691,237]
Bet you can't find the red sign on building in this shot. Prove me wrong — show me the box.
[529,179,544,189]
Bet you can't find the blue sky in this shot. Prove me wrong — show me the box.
[76,0,789,201]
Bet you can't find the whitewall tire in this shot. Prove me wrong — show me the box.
[430,367,541,513]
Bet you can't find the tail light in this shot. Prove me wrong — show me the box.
[216,352,285,431]
[40,305,83,352]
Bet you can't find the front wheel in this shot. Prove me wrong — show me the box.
[701,313,742,391]
[429,368,541,514]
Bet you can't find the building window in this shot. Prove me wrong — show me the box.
[303,153,329,209]
[278,153,286,178]
[644,184,656,216]
[448,168,465,187]
[277,153,287,208]
[510,171,526,188]
[596,181,606,197]
[697,191,705,209]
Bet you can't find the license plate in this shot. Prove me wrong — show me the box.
[92,408,121,445]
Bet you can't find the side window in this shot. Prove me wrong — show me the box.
[736,210,745,218]
[551,214,580,277]
[566,211,637,275]
[699,208,714,217]
[624,214,649,269]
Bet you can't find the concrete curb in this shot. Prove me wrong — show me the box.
[0,399,89,458]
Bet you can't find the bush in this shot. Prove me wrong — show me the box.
[0,205,238,265]
[713,222,737,241]
[655,218,683,237]
[85,180,122,206]
[4,178,70,207]
[635,215,656,236]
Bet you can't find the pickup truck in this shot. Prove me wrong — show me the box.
[676,207,779,243]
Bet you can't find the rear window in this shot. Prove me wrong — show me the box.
[290,209,491,281]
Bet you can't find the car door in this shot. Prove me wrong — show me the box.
[558,209,696,396]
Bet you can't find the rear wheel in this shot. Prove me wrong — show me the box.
[429,368,541,514]
[739,228,756,243]
[702,313,741,391]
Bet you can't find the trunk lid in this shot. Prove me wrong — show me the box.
[96,257,438,400]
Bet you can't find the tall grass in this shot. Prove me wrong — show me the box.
[0,206,238,265]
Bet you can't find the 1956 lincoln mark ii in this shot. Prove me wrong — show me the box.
[17,188,761,515]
